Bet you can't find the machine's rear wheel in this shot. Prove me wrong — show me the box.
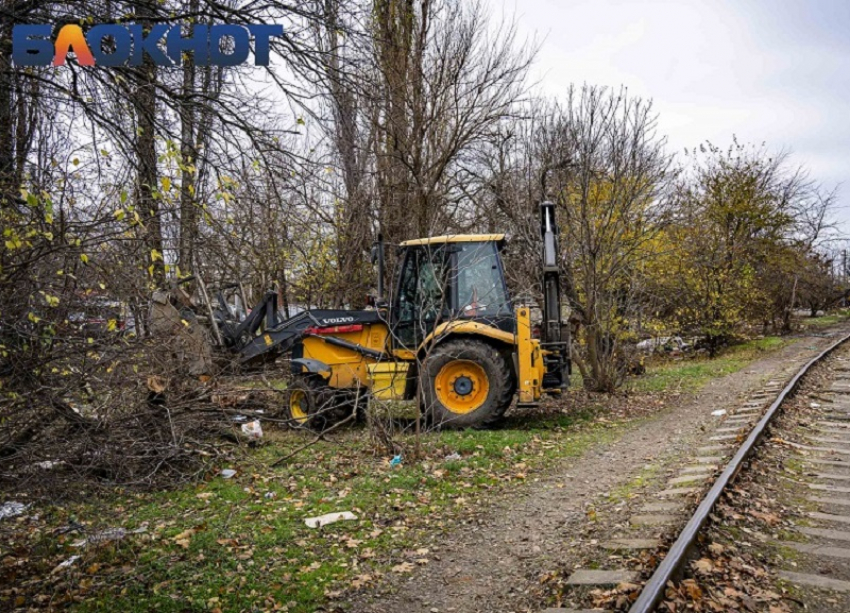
[421,339,513,429]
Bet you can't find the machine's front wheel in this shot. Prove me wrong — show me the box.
[421,339,513,429]
[285,376,340,431]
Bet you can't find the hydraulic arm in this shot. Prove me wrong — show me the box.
[539,201,570,390]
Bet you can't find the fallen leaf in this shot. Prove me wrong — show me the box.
[350,574,372,589]
[682,578,702,600]
[708,542,725,555]
[391,562,415,574]
[172,527,197,548]
[748,510,781,525]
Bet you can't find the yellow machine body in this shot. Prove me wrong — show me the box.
[299,323,389,389]
[296,306,549,405]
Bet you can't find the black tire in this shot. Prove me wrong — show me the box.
[285,376,340,431]
[421,339,514,429]
[325,387,367,424]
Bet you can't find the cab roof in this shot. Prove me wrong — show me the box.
[399,233,506,247]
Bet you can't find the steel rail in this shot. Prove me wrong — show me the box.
[629,330,850,613]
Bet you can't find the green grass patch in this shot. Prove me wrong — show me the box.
[771,541,803,564]
[783,456,805,475]
[607,463,661,504]
[237,377,288,390]
[800,309,850,329]
[626,336,789,394]
[11,408,626,613]
[774,528,807,543]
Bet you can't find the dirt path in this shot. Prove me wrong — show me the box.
[347,326,850,613]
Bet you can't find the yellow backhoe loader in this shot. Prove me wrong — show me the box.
[251,201,571,429]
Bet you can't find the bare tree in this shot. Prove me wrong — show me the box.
[371,0,534,244]
[544,86,672,391]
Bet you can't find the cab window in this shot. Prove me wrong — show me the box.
[455,242,510,318]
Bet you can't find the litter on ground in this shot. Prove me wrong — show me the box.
[305,511,357,528]
[52,555,81,573]
[241,420,263,440]
[71,526,147,548]
[0,501,29,520]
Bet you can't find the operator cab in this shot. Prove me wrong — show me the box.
[391,235,513,349]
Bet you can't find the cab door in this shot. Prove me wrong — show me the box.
[392,245,450,349]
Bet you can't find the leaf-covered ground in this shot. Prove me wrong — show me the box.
[3,406,632,612]
[0,331,812,613]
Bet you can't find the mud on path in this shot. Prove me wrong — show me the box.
[346,325,850,613]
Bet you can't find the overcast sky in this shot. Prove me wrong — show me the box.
[498,0,849,228]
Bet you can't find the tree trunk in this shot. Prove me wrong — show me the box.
[374,0,416,247]
[133,19,164,284]
[325,0,370,307]
[178,0,199,276]
[783,274,798,332]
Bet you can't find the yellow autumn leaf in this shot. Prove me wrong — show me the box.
[172,527,197,549]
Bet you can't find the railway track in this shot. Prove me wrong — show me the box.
[546,330,850,613]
